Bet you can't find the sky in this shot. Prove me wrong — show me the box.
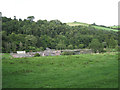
[0,0,119,26]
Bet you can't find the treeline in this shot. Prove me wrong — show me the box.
[1,16,118,53]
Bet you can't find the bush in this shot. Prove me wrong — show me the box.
[100,49,106,53]
[61,51,75,55]
[34,53,40,57]
[67,45,73,49]
[79,44,84,49]
[89,39,104,53]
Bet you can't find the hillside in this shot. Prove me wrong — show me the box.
[2,16,118,53]
[67,22,118,32]
[67,22,89,27]
[109,25,120,30]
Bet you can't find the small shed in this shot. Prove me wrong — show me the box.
[17,51,26,54]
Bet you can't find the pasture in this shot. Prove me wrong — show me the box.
[67,22,89,27]
[2,53,118,88]
[92,26,118,32]
[67,22,118,32]
[109,26,120,29]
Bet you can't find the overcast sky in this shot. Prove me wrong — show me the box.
[0,0,119,26]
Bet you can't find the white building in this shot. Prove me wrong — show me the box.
[17,51,26,54]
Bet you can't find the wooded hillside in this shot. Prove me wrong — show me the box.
[1,16,118,53]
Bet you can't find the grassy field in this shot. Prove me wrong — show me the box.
[67,22,89,27]
[109,26,120,28]
[2,53,118,88]
[67,22,118,32]
[92,26,118,32]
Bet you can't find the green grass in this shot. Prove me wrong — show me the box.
[2,53,118,88]
[92,26,118,32]
[109,26,120,29]
[67,22,89,27]
[67,22,118,32]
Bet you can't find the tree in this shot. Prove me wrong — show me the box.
[74,45,78,49]
[28,46,36,52]
[14,16,16,20]
[5,42,11,53]
[67,44,73,49]
[27,16,35,22]
[11,42,16,52]
[0,12,2,16]
[89,39,104,53]
[2,31,8,41]
[19,42,23,50]
[92,23,96,26]
[79,44,84,49]
[39,47,44,51]
[39,35,52,49]
[109,37,117,48]
[25,35,37,47]
[56,41,66,50]
[102,42,107,48]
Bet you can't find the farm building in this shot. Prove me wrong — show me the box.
[11,48,93,58]
[43,48,61,56]
[17,51,26,54]
[11,48,61,58]
[11,51,33,58]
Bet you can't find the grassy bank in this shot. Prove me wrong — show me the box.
[2,53,118,88]
[67,22,118,32]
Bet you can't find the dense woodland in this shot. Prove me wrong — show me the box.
[1,16,118,53]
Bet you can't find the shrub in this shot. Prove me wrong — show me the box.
[67,45,73,49]
[61,51,75,55]
[100,49,106,53]
[40,47,44,51]
[79,44,84,49]
[89,39,104,53]
[34,53,40,57]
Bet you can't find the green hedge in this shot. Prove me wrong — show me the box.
[34,53,40,57]
[61,51,75,55]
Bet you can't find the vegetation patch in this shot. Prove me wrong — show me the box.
[34,53,40,57]
[61,51,75,55]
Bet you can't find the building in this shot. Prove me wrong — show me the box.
[11,48,93,58]
[17,51,26,54]
[43,48,61,56]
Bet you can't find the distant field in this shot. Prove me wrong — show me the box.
[2,53,118,88]
[92,26,118,32]
[67,22,118,32]
[67,22,89,27]
[109,26,120,29]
